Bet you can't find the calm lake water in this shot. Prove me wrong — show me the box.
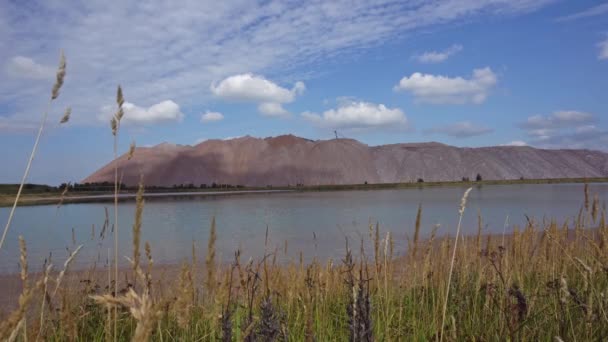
[0,183,606,274]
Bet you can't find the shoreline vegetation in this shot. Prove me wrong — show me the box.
[1,183,607,340]
[1,176,608,207]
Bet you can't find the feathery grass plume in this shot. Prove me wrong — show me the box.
[51,51,66,100]
[440,187,472,342]
[145,242,153,287]
[59,106,72,124]
[174,263,194,329]
[0,50,67,253]
[412,203,422,258]
[116,85,125,108]
[110,116,118,136]
[19,236,28,289]
[205,216,217,296]
[127,141,136,160]
[53,244,83,298]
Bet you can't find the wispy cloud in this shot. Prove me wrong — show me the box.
[518,110,606,150]
[394,67,497,104]
[413,44,462,63]
[0,0,554,128]
[599,37,608,60]
[556,3,608,22]
[519,110,595,130]
[6,56,55,79]
[426,121,493,138]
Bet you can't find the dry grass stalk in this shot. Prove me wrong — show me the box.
[205,216,217,296]
[111,84,125,342]
[591,194,598,223]
[35,263,53,342]
[440,187,472,342]
[0,50,67,253]
[132,178,144,276]
[0,237,42,340]
[412,203,422,259]
[584,183,589,212]
[53,244,83,298]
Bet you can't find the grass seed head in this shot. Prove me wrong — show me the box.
[60,106,72,124]
[51,51,66,100]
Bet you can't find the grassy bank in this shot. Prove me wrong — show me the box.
[1,185,607,341]
[2,176,607,207]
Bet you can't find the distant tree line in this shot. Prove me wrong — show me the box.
[58,182,250,192]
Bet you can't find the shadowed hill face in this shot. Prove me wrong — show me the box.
[83,135,608,187]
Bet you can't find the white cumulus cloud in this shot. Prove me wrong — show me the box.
[302,101,407,129]
[211,73,304,116]
[501,140,528,146]
[201,111,224,123]
[413,44,462,63]
[394,67,497,104]
[258,102,290,117]
[99,100,184,124]
[6,56,55,79]
[426,121,493,138]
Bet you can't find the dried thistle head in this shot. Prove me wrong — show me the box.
[128,141,136,160]
[51,51,66,100]
[60,106,71,124]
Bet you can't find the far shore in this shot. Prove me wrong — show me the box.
[1,177,607,207]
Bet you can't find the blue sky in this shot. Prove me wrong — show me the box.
[0,0,607,185]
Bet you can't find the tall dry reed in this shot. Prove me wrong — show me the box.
[0,51,66,252]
